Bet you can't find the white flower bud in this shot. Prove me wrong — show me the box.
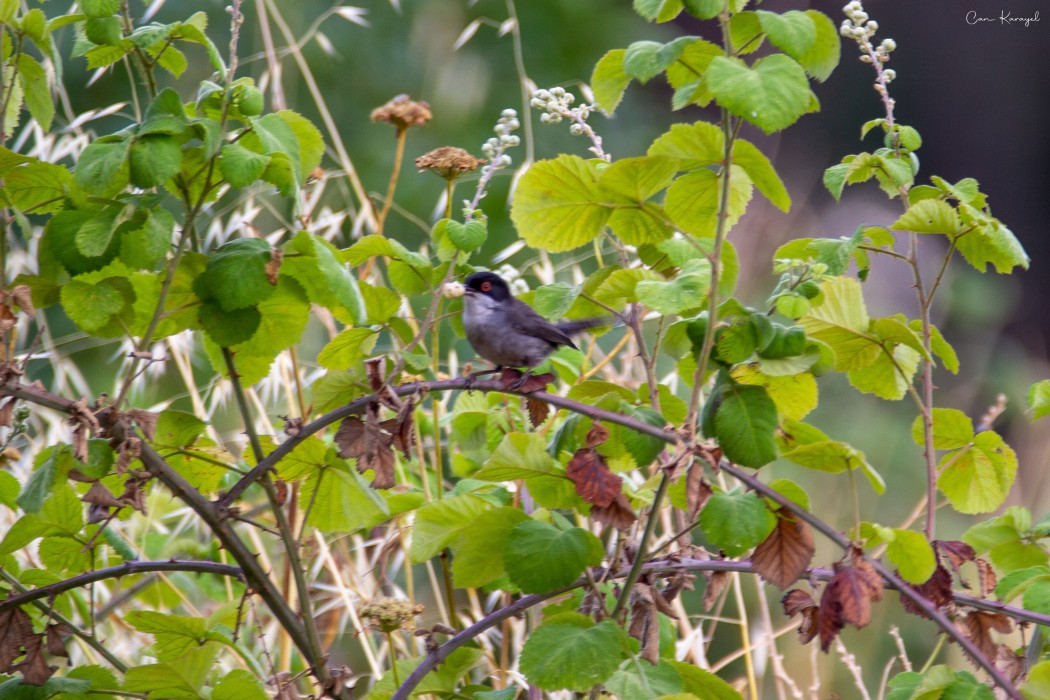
[501,108,517,119]
[540,113,551,124]
[881,38,896,51]
[883,69,896,82]
[551,86,565,97]
[569,124,584,136]
[534,89,551,100]
[867,20,878,31]
[443,281,465,299]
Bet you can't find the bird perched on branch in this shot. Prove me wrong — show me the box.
[460,271,608,387]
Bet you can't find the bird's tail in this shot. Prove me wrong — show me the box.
[554,317,617,336]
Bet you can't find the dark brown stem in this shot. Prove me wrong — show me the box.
[0,560,243,612]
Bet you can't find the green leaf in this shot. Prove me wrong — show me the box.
[796,10,841,82]
[591,49,631,114]
[126,610,214,661]
[606,660,683,698]
[504,520,603,593]
[665,166,753,238]
[532,282,580,320]
[633,0,684,22]
[194,238,275,311]
[410,493,497,562]
[636,259,711,315]
[911,408,974,450]
[446,219,487,251]
[964,507,1047,572]
[198,299,261,346]
[520,613,628,691]
[213,669,269,700]
[129,134,183,188]
[316,327,377,370]
[219,142,269,187]
[60,278,127,331]
[883,528,936,583]
[798,276,879,371]
[451,507,529,588]
[710,384,778,467]
[1023,661,1050,699]
[16,54,54,131]
[664,40,722,109]
[124,645,220,696]
[682,0,723,20]
[475,432,561,481]
[777,419,877,484]
[140,88,188,135]
[1028,380,1050,421]
[823,163,849,201]
[81,0,120,17]
[705,54,812,134]
[920,321,959,374]
[699,488,776,556]
[623,36,697,84]
[733,139,790,211]
[938,430,1017,514]
[304,467,390,533]
[648,121,723,170]
[74,204,126,257]
[891,199,962,235]
[273,110,324,179]
[955,222,1030,273]
[755,11,816,60]
[669,660,743,699]
[281,231,365,324]
[75,137,130,196]
[153,410,206,446]
[731,365,817,421]
[847,342,920,400]
[511,155,608,252]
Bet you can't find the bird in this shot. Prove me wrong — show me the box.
[461,271,608,384]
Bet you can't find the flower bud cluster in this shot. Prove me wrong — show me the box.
[531,86,607,160]
[497,263,530,295]
[840,2,898,100]
[480,108,521,174]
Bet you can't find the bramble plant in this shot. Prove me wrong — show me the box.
[0,1,1047,699]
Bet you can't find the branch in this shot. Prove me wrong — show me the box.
[0,560,243,612]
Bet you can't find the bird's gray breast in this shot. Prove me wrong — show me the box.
[463,295,553,368]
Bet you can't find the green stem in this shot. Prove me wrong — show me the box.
[610,471,670,620]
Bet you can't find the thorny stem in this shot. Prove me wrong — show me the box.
[0,377,1025,697]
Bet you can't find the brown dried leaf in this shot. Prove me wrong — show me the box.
[265,249,282,285]
[334,416,367,458]
[10,285,34,317]
[274,478,289,507]
[13,634,53,685]
[996,643,1025,684]
[585,422,610,449]
[72,424,89,463]
[118,479,148,515]
[566,448,622,507]
[44,624,70,658]
[283,416,303,437]
[390,399,416,458]
[365,357,385,392]
[959,611,1013,664]
[661,571,696,605]
[976,558,997,598]
[900,564,953,619]
[82,482,122,507]
[685,462,712,520]
[342,405,397,489]
[703,570,729,611]
[0,304,16,332]
[526,396,549,427]
[751,514,815,590]
[116,437,142,474]
[0,607,35,672]
[127,409,158,442]
[936,540,977,574]
[782,589,819,645]
[628,584,660,665]
[0,398,14,428]
[818,559,884,651]
[589,491,637,531]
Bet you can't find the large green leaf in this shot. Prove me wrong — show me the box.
[635,258,711,315]
[451,507,529,588]
[591,49,631,114]
[520,613,628,691]
[474,432,562,481]
[75,136,130,196]
[755,10,816,60]
[194,238,275,311]
[705,54,812,134]
[281,231,365,324]
[938,430,1017,514]
[410,493,497,562]
[511,155,607,252]
[710,383,778,467]
[732,138,790,211]
[798,276,879,371]
[504,520,603,593]
[699,489,776,556]
[796,10,841,82]
[664,165,753,238]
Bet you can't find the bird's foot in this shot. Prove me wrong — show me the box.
[464,367,500,392]
[501,368,555,393]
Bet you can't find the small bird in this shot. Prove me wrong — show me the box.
[461,271,607,380]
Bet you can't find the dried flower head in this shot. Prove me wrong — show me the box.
[371,94,432,131]
[415,146,483,181]
[359,597,425,633]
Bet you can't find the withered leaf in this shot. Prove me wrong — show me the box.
[0,607,35,672]
[265,249,283,285]
[127,409,158,442]
[365,357,385,392]
[900,564,953,619]
[661,571,696,605]
[703,570,729,611]
[818,559,884,651]
[117,437,142,474]
[751,513,815,590]
[274,478,289,507]
[526,396,549,427]
[44,624,70,658]
[500,368,554,393]
[589,492,637,531]
[82,482,122,507]
[628,584,660,665]
[283,416,304,437]
[567,448,622,507]
[0,304,15,332]
[782,589,819,645]
[959,611,1013,664]
[10,285,34,316]
[336,406,397,489]
[0,398,15,428]
[71,424,89,463]
[976,558,997,598]
[936,540,976,574]
[334,416,367,458]
[685,461,711,520]
[996,643,1026,684]
[391,399,417,458]
[13,634,53,685]
[118,479,148,515]
[585,422,610,449]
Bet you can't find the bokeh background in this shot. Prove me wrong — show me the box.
[48,0,1050,693]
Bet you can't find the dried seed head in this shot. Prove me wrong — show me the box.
[415,146,483,181]
[359,597,426,633]
[371,94,432,131]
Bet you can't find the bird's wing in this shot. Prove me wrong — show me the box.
[507,299,579,350]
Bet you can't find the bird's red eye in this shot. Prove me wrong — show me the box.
[480,281,492,293]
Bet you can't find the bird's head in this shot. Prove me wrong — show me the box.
[464,271,512,302]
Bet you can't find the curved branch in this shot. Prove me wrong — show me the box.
[0,560,243,612]
[392,557,1041,700]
